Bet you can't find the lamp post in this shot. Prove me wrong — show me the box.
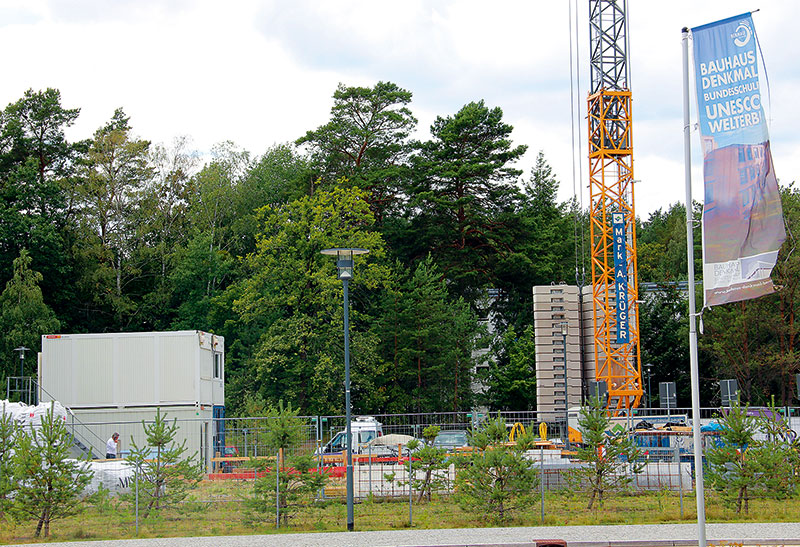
[560,321,569,450]
[13,346,30,378]
[320,247,369,532]
[644,363,653,410]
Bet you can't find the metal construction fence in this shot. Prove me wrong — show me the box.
[62,406,800,500]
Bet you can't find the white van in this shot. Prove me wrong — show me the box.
[316,416,384,455]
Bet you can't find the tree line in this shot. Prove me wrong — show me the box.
[0,83,798,414]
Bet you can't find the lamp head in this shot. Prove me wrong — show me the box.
[320,248,369,280]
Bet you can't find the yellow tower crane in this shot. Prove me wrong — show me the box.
[587,0,643,413]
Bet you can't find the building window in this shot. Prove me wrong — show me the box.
[554,382,565,388]
[554,390,565,396]
[551,306,564,311]
[554,373,565,379]
[554,399,565,405]
[553,347,564,354]
[551,297,564,303]
[551,313,565,320]
[553,357,565,362]
[213,353,223,380]
[550,289,563,294]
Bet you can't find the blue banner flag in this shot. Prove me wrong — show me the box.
[692,13,785,307]
[612,213,629,344]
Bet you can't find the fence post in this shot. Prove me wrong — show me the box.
[540,445,545,524]
[675,445,684,519]
[408,444,413,527]
[135,463,140,535]
[276,449,280,529]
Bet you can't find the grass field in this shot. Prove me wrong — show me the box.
[2,480,799,544]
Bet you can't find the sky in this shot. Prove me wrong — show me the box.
[0,0,798,218]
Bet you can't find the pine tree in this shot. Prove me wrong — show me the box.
[454,417,538,522]
[0,404,19,518]
[570,397,643,509]
[123,408,203,518]
[12,403,93,537]
[246,400,326,527]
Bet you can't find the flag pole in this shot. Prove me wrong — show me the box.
[682,26,707,547]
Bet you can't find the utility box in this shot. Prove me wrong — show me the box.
[38,331,224,467]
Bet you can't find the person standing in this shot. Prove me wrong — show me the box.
[106,432,120,459]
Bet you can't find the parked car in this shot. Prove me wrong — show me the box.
[315,416,384,456]
[433,429,469,450]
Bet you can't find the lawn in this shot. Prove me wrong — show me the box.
[1,479,798,544]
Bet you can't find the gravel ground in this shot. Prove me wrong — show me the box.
[19,523,800,547]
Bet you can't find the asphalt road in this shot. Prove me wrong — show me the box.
[19,523,800,547]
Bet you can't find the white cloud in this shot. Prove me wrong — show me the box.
[0,0,797,217]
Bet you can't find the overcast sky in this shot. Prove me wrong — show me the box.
[1,0,798,218]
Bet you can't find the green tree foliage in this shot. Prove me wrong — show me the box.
[454,417,538,522]
[701,299,773,404]
[637,204,688,283]
[12,404,93,538]
[233,185,389,414]
[755,185,800,405]
[0,88,83,323]
[409,100,527,305]
[137,136,198,327]
[261,400,304,457]
[377,257,479,412]
[485,324,537,410]
[76,108,154,329]
[569,398,643,509]
[0,249,60,379]
[698,185,800,406]
[123,408,203,519]
[638,285,690,406]
[3,83,799,417]
[298,81,416,223]
[494,152,575,327]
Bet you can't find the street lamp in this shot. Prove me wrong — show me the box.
[560,321,569,450]
[320,247,369,532]
[14,346,30,378]
[644,363,653,410]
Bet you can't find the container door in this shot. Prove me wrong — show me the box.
[213,405,225,455]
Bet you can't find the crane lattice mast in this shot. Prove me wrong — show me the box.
[587,0,643,413]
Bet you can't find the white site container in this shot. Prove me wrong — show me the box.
[38,330,224,470]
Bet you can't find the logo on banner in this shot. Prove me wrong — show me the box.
[732,22,752,47]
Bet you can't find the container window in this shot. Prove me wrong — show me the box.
[213,353,223,380]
